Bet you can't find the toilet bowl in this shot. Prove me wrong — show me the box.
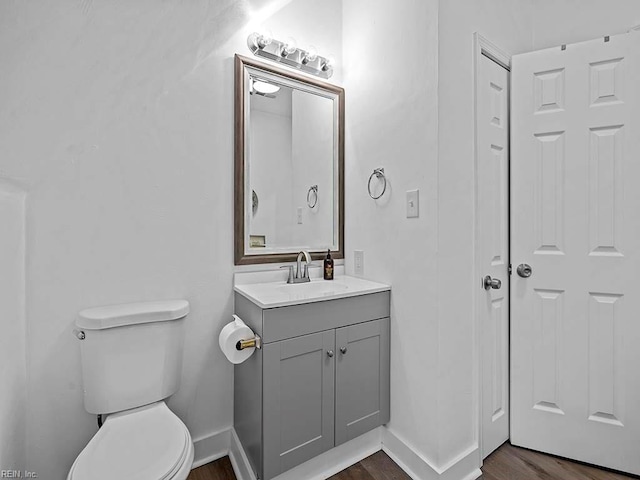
[67,402,194,480]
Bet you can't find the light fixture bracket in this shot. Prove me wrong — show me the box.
[247,33,333,79]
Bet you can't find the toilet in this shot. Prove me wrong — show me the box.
[68,300,194,480]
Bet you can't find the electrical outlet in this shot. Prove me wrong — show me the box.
[297,207,303,224]
[354,250,364,276]
[406,189,419,218]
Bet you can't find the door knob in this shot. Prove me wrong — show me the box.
[516,263,532,278]
[483,275,502,290]
[340,346,347,355]
[327,350,334,358]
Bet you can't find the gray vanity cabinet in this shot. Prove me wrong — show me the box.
[234,291,390,480]
[335,318,390,446]
[263,330,336,480]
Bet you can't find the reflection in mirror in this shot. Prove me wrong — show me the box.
[249,77,335,252]
[235,55,344,265]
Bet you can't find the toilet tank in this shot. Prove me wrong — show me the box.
[76,300,189,414]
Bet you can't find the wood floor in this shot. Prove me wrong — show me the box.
[480,443,635,480]
[187,455,236,480]
[188,442,636,480]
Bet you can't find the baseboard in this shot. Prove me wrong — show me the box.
[382,429,435,480]
[195,426,481,480]
[271,428,383,480]
[229,428,258,480]
[382,429,482,480]
[229,427,382,480]
[192,428,232,469]
[438,446,481,480]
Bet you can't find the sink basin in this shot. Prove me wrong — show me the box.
[234,275,390,308]
[277,282,349,295]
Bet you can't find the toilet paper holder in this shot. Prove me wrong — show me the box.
[236,335,262,351]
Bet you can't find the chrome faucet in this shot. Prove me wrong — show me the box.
[282,251,312,284]
[296,250,312,282]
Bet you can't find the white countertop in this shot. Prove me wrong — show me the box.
[234,274,391,309]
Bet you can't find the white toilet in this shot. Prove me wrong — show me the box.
[68,300,194,480]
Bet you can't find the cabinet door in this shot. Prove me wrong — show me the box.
[335,317,390,446]
[263,330,335,479]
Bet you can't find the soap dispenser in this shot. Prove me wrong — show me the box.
[323,249,334,280]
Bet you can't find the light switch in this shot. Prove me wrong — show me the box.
[406,189,419,218]
[354,250,364,276]
[297,207,303,224]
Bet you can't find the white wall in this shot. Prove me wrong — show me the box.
[343,0,442,466]
[342,0,533,472]
[0,1,342,478]
[0,182,27,472]
[532,0,640,50]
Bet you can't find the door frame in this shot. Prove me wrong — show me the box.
[472,32,512,463]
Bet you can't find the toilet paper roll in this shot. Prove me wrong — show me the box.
[219,315,256,364]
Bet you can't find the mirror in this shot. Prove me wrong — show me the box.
[235,55,344,265]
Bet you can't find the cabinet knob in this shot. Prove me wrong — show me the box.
[340,346,347,354]
[327,350,334,358]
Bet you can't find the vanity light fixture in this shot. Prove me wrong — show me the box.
[247,32,334,79]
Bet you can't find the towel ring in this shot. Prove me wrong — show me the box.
[252,190,259,216]
[307,185,318,208]
[368,168,387,199]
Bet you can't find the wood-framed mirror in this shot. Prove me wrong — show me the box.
[234,54,344,265]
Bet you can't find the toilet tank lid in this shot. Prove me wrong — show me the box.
[77,300,189,330]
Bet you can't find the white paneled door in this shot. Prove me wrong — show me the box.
[511,32,640,475]
[478,52,510,459]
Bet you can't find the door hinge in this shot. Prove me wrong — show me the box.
[508,264,513,275]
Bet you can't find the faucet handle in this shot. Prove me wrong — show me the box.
[280,265,295,284]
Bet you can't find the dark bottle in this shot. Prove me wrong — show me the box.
[323,249,334,280]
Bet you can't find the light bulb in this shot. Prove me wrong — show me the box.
[256,28,273,49]
[302,45,318,64]
[282,37,297,56]
[322,55,336,71]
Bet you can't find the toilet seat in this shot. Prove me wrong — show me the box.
[68,402,193,480]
